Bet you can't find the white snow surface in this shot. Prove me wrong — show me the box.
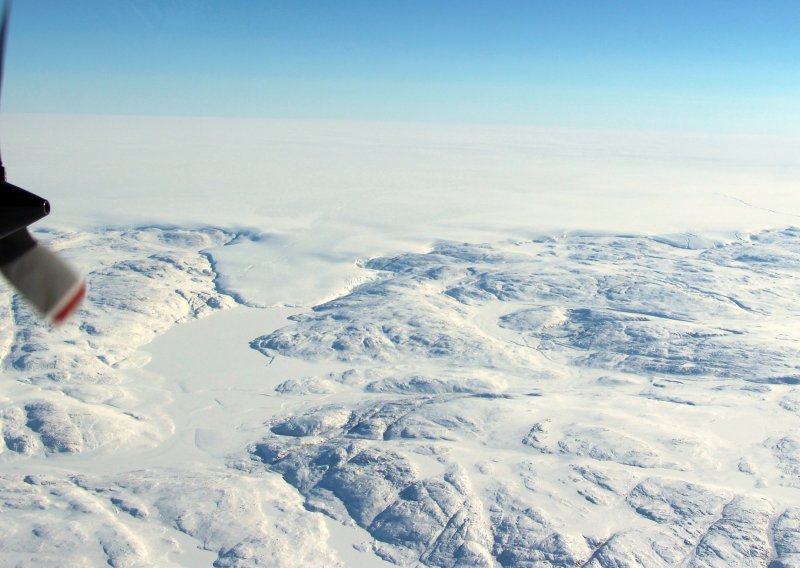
[0,114,799,566]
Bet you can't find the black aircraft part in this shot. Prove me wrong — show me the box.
[0,181,50,242]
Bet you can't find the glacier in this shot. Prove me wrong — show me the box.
[0,116,798,566]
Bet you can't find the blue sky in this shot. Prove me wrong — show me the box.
[3,0,799,134]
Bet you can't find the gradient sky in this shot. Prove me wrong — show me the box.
[3,0,799,134]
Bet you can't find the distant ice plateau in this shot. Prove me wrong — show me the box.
[1,224,800,567]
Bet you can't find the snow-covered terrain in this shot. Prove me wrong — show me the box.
[0,115,799,566]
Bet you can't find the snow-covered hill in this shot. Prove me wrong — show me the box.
[247,228,800,566]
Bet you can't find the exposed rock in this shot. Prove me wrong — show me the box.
[772,508,800,568]
[687,496,774,567]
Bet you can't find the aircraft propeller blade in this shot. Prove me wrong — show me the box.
[0,0,9,176]
[0,0,86,325]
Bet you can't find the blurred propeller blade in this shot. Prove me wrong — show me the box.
[0,1,9,112]
[0,229,85,324]
[0,0,10,177]
[0,2,86,325]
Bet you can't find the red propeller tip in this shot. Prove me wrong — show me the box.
[51,280,86,326]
